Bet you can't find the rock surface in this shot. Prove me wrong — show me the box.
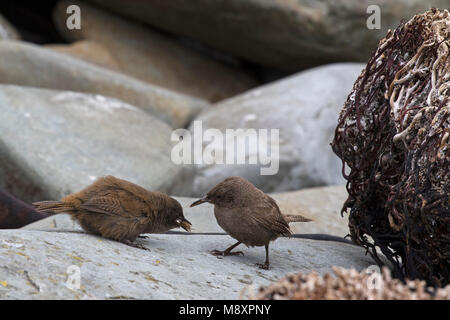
[23,214,82,232]
[169,63,363,196]
[0,229,374,299]
[0,85,184,203]
[52,0,256,102]
[87,0,448,71]
[0,40,207,127]
[24,185,349,238]
[0,14,20,40]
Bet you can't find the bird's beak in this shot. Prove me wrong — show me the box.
[190,196,209,207]
[178,218,192,232]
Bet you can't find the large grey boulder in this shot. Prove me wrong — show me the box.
[169,63,363,197]
[0,40,207,127]
[0,229,375,299]
[87,0,448,71]
[24,185,349,238]
[51,0,257,102]
[0,85,184,203]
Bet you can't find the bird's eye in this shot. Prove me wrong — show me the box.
[175,218,181,224]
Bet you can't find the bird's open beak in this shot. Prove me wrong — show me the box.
[190,196,209,207]
[179,218,192,232]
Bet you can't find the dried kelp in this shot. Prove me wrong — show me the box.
[331,9,449,287]
[254,267,450,300]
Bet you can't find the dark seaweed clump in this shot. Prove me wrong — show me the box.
[331,9,449,287]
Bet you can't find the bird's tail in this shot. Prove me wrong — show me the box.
[283,214,312,223]
[32,200,73,214]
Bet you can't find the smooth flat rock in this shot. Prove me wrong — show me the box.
[0,85,184,203]
[169,63,363,197]
[0,40,207,127]
[0,230,374,299]
[0,14,20,40]
[22,214,81,232]
[87,0,448,71]
[52,0,257,102]
[24,185,349,238]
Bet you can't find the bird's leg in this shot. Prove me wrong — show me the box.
[210,241,244,257]
[121,239,150,251]
[256,244,270,269]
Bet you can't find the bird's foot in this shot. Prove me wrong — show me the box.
[255,262,270,270]
[210,249,244,258]
[122,240,150,251]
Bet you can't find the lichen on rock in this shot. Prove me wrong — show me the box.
[331,9,449,287]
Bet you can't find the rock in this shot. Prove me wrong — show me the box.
[169,63,364,197]
[52,0,257,102]
[86,0,448,71]
[0,189,49,229]
[23,214,81,232]
[0,14,20,40]
[0,40,207,127]
[0,229,375,299]
[0,85,185,203]
[25,185,349,238]
[45,40,121,71]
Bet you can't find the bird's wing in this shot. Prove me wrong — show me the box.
[79,176,163,219]
[246,199,292,237]
[80,195,125,216]
[80,196,153,226]
[101,176,167,210]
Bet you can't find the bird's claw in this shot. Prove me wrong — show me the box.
[132,243,150,251]
[123,240,150,251]
[228,251,245,256]
[256,263,270,270]
[210,249,244,257]
[210,249,225,257]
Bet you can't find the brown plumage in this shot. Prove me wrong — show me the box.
[190,176,312,269]
[33,176,191,250]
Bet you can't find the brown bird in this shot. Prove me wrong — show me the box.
[190,176,311,269]
[33,176,191,250]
